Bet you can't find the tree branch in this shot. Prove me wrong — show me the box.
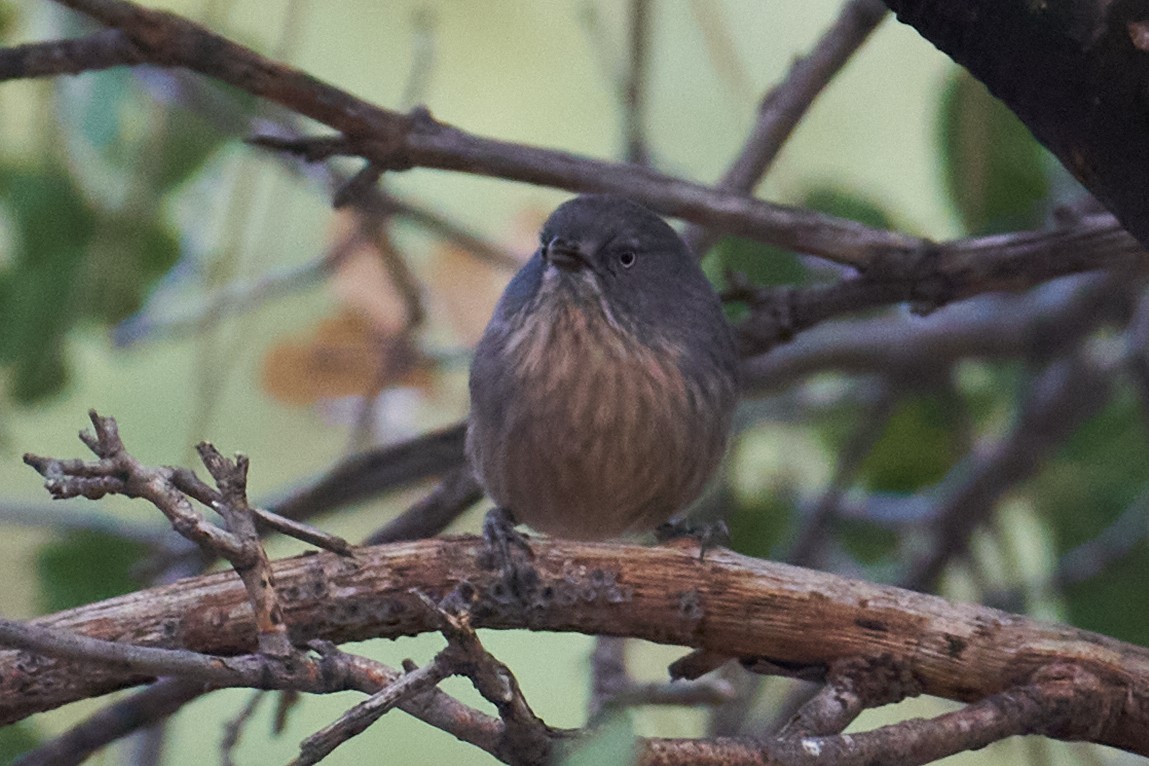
[683,0,889,254]
[0,0,1144,355]
[881,0,1149,252]
[1,537,1146,755]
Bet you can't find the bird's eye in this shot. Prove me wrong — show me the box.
[618,250,636,269]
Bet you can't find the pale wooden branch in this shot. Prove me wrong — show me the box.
[23,411,352,656]
[1,537,1146,756]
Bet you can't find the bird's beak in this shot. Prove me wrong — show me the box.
[544,237,587,271]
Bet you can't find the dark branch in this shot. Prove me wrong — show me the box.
[684,0,889,254]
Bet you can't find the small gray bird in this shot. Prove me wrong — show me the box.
[467,194,739,540]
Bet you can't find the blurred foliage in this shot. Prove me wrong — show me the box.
[0,66,233,403]
[835,516,900,565]
[708,185,892,322]
[707,236,806,292]
[1031,393,1149,645]
[558,710,635,766]
[37,530,150,613]
[1038,394,1148,550]
[801,186,893,231]
[939,70,1051,234]
[858,395,963,494]
[0,163,96,401]
[729,489,797,561]
[0,723,39,766]
[0,2,15,40]
[1066,547,1149,647]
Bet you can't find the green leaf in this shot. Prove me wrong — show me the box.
[706,236,806,289]
[801,187,894,231]
[1029,392,1149,644]
[152,100,233,190]
[559,710,635,766]
[0,722,40,765]
[82,216,181,322]
[0,163,97,401]
[37,530,148,613]
[1035,393,1149,552]
[58,70,236,193]
[859,395,961,494]
[704,186,892,324]
[728,491,796,561]
[835,517,900,565]
[939,70,1050,234]
[67,69,135,156]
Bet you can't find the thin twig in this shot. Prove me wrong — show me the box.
[589,635,630,718]
[291,657,453,766]
[416,590,558,764]
[741,271,1125,393]
[267,420,467,523]
[683,0,889,254]
[622,0,651,165]
[0,29,142,77]
[787,386,897,567]
[220,690,266,766]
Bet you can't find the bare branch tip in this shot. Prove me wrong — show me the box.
[22,452,51,475]
[79,410,123,457]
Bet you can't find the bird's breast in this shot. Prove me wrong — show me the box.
[469,293,724,540]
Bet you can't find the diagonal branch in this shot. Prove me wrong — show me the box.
[684,0,889,254]
[34,0,906,270]
[0,29,143,77]
[0,0,1145,350]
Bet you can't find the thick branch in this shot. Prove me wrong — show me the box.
[1,538,1146,756]
[882,0,1149,252]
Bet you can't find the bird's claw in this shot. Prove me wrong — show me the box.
[655,518,730,561]
[481,507,538,600]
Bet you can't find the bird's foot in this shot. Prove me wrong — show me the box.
[480,507,538,600]
[655,518,730,561]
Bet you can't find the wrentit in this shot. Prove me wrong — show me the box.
[467,194,739,540]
